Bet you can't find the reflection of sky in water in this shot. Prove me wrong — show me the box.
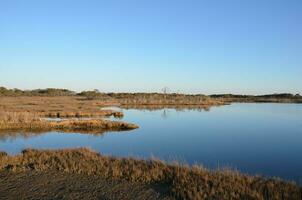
[1,103,302,184]
[100,106,122,111]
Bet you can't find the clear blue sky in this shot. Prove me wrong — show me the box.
[0,0,301,94]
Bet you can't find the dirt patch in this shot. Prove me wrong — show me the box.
[0,171,173,200]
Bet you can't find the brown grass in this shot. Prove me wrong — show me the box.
[0,95,222,120]
[0,87,227,107]
[109,93,226,106]
[0,112,138,133]
[210,94,302,104]
[0,96,122,118]
[0,148,301,200]
[0,111,40,123]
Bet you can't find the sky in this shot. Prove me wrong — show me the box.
[0,0,301,94]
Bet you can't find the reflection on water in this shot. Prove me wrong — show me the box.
[100,106,122,111]
[1,103,302,184]
[0,129,112,142]
[121,105,213,120]
[121,104,212,112]
[42,118,63,121]
[161,109,169,119]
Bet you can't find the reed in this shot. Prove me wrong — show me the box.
[0,96,121,119]
[0,111,40,123]
[1,148,301,200]
[108,93,225,106]
[0,112,138,133]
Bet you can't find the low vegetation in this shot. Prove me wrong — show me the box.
[1,87,301,106]
[0,111,40,123]
[107,93,225,106]
[77,89,115,101]
[0,87,76,96]
[0,96,123,118]
[0,112,138,133]
[0,148,301,200]
[1,87,301,199]
[0,88,225,121]
[210,93,302,103]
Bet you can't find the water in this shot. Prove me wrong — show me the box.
[1,103,302,183]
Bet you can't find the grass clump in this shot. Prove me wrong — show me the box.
[0,112,138,133]
[0,151,7,158]
[0,148,301,200]
[108,93,225,106]
[1,86,301,104]
[0,111,40,123]
[0,96,122,118]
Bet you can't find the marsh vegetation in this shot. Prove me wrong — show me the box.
[0,111,138,133]
[1,87,301,105]
[0,148,301,200]
[1,87,302,199]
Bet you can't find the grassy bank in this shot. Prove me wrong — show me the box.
[210,94,302,104]
[0,96,123,119]
[0,112,138,133]
[1,87,301,106]
[0,95,223,118]
[107,93,225,106]
[0,148,301,200]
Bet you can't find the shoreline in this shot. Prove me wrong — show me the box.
[1,92,302,199]
[0,148,301,200]
[0,112,138,133]
[1,87,301,105]
[0,118,138,133]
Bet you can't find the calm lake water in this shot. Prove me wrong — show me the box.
[1,103,302,183]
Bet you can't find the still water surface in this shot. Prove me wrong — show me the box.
[1,103,302,183]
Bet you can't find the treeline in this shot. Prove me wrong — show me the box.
[1,87,301,102]
[105,92,220,105]
[0,87,76,96]
[0,87,110,98]
[77,90,112,100]
[210,93,302,103]
[210,93,301,99]
[107,92,208,99]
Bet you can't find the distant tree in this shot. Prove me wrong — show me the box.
[77,90,106,100]
[0,87,8,93]
[162,87,170,94]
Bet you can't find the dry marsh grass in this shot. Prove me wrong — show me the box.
[210,94,302,104]
[0,95,222,122]
[0,96,122,118]
[0,95,223,118]
[0,87,226,107]
[0,111,40,123]
[0,112,138,133]
[0,148,301,200]
[109,93,226,106]
[1,87,301,107]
